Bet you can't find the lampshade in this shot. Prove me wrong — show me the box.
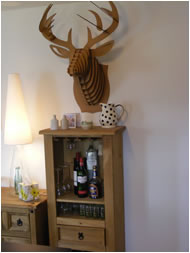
[4,73,32,145]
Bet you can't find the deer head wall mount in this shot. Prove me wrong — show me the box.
[39,1,119,112]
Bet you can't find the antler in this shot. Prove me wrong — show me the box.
[83,1,119,49]
[39,4,75,50]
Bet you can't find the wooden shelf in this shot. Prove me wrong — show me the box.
[56,192,104,205]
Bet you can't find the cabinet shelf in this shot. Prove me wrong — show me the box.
[56,192,104,205]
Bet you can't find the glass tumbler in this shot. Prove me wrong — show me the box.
[55,167,63,196]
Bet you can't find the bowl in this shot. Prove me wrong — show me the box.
[81,121,93,130]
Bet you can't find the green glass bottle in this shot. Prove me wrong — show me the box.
[14,167,22,194]
[77,158,88,198]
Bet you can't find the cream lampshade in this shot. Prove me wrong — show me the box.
[4,73,32,145]
[4,73,32,196]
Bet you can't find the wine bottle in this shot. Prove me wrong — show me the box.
[73,152,80,195]
[77,157,88,198]
[89,166,101,199]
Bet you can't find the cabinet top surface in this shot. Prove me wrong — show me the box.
[39,126,126,137]
[1,187,47,209]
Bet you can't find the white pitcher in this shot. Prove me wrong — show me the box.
[99,103,124,128]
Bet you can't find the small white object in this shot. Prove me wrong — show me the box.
[50,115,59,130]
[61,115,68,129]
[81,121,93,130]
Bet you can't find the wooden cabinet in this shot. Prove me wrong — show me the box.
[40,126,125,252]
[1,187,49,245]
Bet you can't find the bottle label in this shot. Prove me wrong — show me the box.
[89,184,99,198]
[93,170,97,178]
[87,151,97,171]
[87,160,97,171]
[78,176,87,184]
[78,190,87,195]
[73,171,77,186]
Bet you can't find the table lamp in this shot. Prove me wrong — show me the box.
[4,73,32,195]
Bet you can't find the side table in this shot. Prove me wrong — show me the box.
[1,187,49,245]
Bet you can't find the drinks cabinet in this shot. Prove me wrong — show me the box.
[39,126,125,252]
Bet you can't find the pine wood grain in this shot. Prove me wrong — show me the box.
[1,187,47,209]
[39,126,125,137]
[57,216,105,228]
[1,187,49,245]
[2,236,31,244]
[44,135,58,247]
[56,192,104,204]
[113,133,125,251]
[40,126,126,251]
[103,135,116,251]
[58,225,105,251]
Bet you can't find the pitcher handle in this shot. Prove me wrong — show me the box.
[115,104,124,121]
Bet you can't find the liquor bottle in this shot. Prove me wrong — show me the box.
[86,145,98,181]
[77,157,88,198]
[73,152,80,195]
[89,166,101,199]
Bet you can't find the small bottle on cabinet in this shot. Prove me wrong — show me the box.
[89,166,101,199]
[73,152,80,195]
[77,158,88,198]
[50,115,59,130]
[61,115,68,129]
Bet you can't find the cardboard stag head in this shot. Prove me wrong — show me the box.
[39,2,119,112]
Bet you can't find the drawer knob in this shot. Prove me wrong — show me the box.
[17,218,23,226]
[78,232,84,240]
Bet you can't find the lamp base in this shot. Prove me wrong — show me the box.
[9,145,31,197]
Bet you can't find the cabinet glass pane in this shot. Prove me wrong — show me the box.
[56,202,105,220]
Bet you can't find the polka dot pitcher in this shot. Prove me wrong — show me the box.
[99,103,124,128]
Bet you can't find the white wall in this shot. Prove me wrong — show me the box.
[1,2,188,251]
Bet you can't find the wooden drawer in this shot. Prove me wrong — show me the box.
[58,225,105,252]
[2,209,30,238]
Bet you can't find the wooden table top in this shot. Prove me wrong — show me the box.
[1,187,47,209]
